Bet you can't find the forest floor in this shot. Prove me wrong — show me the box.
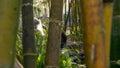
[65,36,86,68]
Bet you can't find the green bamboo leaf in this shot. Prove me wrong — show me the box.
[116,60,120,65]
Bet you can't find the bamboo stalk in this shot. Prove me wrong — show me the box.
[0,0,21,67]
[103,0,114,67]
[80,0,107,68]
[45,0,63,68]
[22,0,37,68]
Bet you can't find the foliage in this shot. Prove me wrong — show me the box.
[16,32,23,65]
[60,48,83,68]
[35,30,48,68]
[116,60,120,65]
[60,49,72,68]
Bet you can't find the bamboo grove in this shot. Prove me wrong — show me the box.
[0,0,120,68]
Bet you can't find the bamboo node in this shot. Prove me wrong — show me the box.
[49,19,63,26]
[22,3,32,7]
[24,53,37,56]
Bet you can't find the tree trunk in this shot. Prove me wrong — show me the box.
[0,0,21,68]
[110,0,120,68]
[22,0,37,68]
[80,0,107,68]
[103,0,114,67]
[45,0,63,68]
[71,0,76,33]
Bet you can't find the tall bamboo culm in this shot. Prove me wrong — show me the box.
[22,0,37,68]
[45,0,63,68]
[103,0,114,67]
[80,0,107,68]
[0,0,21,68]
